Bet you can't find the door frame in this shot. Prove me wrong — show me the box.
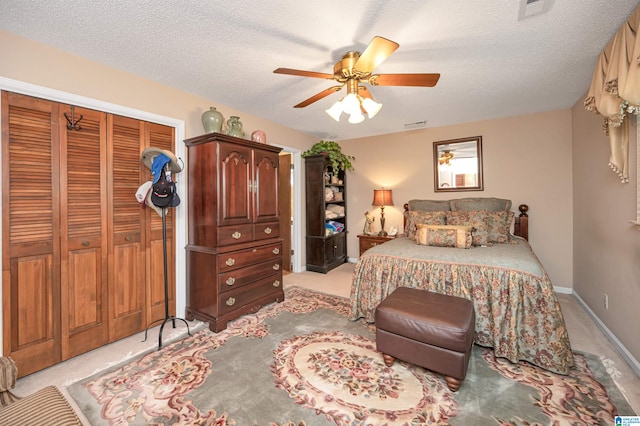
[0,76,187,354]
[272,144,303,273]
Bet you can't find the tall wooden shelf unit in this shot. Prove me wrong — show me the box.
[304,154,347,273]
[184,133,284,332]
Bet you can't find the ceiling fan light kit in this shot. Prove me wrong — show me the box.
[274,36,439,124]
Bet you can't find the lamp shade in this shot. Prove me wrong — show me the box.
[372,189,394,207]
[325,101,343,122]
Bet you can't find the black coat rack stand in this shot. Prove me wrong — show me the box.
[143,206,191,349]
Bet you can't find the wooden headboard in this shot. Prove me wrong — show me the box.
[403,203,529,241]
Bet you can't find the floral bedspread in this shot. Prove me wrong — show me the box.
[349,236,575,374]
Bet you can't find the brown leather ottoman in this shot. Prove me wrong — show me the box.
[375,287,475,392]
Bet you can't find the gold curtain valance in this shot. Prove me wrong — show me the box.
[585,5,640,183]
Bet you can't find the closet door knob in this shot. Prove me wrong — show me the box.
[82,241,89,247]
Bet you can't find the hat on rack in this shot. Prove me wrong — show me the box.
[141,147,183,174]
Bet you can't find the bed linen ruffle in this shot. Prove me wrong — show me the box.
[349,240,575,374]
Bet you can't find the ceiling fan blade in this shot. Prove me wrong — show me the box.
[274,68,335,79]
[353,36,399,73]
[370,73,440,87]
[294,85,343,108]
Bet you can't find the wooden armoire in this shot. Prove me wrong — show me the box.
[184,132,284,332]
[1,92,177,376]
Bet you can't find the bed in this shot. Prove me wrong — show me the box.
[349,197,575,374]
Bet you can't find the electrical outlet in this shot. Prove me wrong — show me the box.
[604,293,609,310]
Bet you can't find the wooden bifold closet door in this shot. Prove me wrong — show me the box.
[1,92,176,376]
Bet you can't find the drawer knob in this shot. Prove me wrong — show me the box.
[226,277,235,286]
[225,258,235,267]
[273,280,280,288]
[273,263,280,271]
[232,231,242,239]
[272,248,280,255]
[264,227,272,235]
[226,297,236,306]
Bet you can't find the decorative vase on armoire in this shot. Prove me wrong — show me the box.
[202,107,224,133]
[226,116,245,138]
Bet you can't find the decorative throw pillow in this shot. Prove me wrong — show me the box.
[446,210,514,246]
[404,210,447,241]
[449,197,512,212]
[416,224,472,249]
[407,199,451,212]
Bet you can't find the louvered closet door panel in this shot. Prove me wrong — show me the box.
[218,142,252,226]
[146,122,176,323]
[108,115,145,340]
[60,106,109,359]
[1,92,62,376]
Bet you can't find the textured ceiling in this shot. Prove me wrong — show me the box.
[1,0,638,141]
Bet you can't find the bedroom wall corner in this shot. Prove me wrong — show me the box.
[571,98,640,373]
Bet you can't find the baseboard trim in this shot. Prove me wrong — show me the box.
[571,290,640,378]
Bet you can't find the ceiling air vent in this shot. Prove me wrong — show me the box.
[404,120,427,130]
[518,0,553,20]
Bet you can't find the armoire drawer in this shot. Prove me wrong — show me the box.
[218,224,254,246]
[218,277,283,317]
[218,258,282,292]
[254,221,280,241]
[218,242,282,272]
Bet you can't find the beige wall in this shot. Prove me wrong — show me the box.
[340,110,574,288]
[572,101,640,366]
[0,30,316,147]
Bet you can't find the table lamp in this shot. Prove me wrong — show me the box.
[372,189,394,236]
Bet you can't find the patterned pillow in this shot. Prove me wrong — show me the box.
[446,210,514,246]
[416,224,472,249]
[404,210,447,241]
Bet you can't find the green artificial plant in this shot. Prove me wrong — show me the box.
[301,140,355,172]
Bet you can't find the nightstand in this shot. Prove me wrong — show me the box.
[358,234,395,256]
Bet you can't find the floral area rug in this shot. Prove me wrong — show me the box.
[67,286,633,425]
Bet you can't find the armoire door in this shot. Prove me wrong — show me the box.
[107,115,146,340]
[218,142,253,226]
[1,92,62,376]
[60,105,110,359]
[253,149,280,223]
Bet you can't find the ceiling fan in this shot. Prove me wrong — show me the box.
[439,150,454,166]
[273,36,440,123]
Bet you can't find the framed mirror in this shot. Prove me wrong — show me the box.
[433,136,483,192]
